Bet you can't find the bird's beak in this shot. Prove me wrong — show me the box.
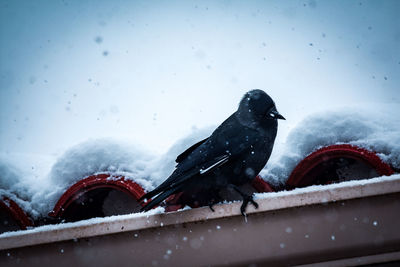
[270,110,286,120]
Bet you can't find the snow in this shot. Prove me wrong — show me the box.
[49,139,153,189]
[1,140,156,218]
[0,207,165,239]
[0,189,38,219]
[254,173,400,200]
[261,105,400,187]
[0,155,48,218]
[1,174,398,239]
[42,138,156,214]
[148,125,215,186]
[0,128,214,218]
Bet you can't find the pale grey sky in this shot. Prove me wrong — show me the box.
[1,0,399,155]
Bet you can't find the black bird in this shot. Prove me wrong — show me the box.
[140,89,285,215]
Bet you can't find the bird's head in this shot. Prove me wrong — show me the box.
[237,89,285,127]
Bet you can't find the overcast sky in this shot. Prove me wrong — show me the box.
[1,0,399,156]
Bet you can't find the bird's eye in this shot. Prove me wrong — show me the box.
[269,112,275,118]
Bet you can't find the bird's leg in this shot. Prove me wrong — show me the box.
[208,196,219,212]
[228,184,259,216]
[208,203,215,212]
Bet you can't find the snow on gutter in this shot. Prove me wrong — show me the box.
[1,174,399,249]
[0,175,400,266]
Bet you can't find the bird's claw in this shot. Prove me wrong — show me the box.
[250,198,259,209]
[209,204,215,212]
[240,195,258,216]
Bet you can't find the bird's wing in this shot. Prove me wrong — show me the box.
[199,154,229,174]
[175,137,209,163]
[140,154,229,211]
[140,151,229,204]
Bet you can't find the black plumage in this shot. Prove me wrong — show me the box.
[140,89,285,215]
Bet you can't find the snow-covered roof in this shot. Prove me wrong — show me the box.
[261,107,400,186]
[1,108,399,219]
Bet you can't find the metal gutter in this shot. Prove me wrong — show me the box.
[0,175,399,266]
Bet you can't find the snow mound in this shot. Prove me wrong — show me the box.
[0,129,215,218]
[148,126,215,186]
[0,158,40,218]
[261,106,400,186]
[49,138,155,190]
[0,160,22,191]
[26,139,158,216]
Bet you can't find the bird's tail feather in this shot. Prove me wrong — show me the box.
[140,184,184,212]
[139,167,200,203]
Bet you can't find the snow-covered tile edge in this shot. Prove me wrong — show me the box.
[1,174,399,250]
[254,174,400,211]
[255,174,400,200]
